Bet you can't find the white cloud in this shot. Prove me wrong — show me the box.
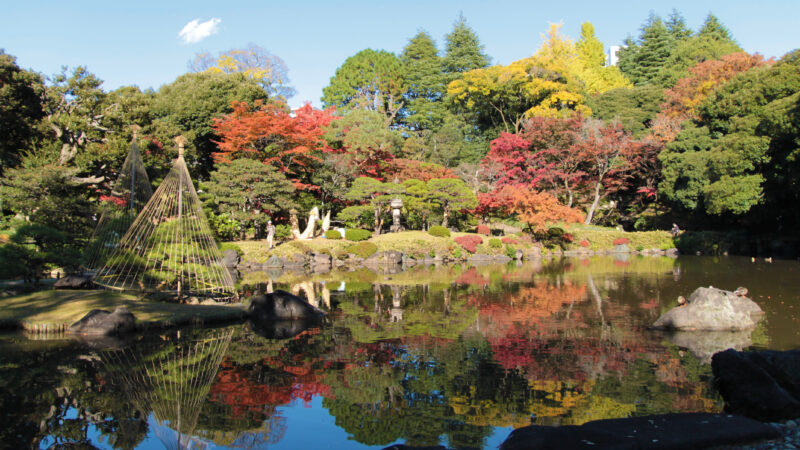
[178,18,221,44]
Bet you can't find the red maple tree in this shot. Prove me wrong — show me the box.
[212,101,337,188]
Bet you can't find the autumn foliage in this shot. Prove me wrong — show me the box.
[493,185,585,232]
[212,101,337,188]
[454,235,483,253]
[387,158,457,182]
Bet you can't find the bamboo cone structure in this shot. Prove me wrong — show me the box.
[93,137,235,300]
[84,129,154,271]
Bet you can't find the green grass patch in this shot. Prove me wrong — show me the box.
[0,290,246,329]
[566,225,674,251]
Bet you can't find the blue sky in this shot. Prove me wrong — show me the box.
[3,0,799,109]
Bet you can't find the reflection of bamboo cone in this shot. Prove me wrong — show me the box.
[97,329,233,449]
[266,279,274,294]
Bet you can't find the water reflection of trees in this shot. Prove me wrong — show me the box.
[2,257,733,449]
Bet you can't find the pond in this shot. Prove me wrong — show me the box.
[2,255,799,449]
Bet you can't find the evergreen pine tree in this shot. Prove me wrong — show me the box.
[442,14,489,81]
[401,31,447,131]
[699,13,735,42]
[666,9,692,40]
[618,14,674,85]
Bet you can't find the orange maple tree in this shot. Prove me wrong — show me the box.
[496,185,584,232]
[212,101,337,188]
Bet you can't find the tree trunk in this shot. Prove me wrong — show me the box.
[564,179,574,208]
[585,182,602,224]
[441,207,449,228]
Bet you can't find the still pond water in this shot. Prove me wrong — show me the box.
[2,255,799,449]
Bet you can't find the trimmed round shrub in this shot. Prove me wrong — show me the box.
[345,228,372,241]
[325,229,342,240]
[476,224,491,235]
[428,225,450,237]
[613,237,630,245]
[347,241,378,258]
[579,239,590,247]
[501,237,519,245]
[488,238,502,249]
[563,233,574,243]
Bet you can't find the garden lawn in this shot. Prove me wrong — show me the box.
[0,290,246,330]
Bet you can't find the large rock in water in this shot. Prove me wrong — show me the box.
[652,286,763,330]
[248,290,325,321]
[712,349,800,421]
[69,307,136,335]
[500,413,780,450]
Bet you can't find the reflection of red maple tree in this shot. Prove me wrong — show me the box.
[455,267,489,286]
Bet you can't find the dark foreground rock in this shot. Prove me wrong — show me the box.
[652,286,763,330]
[712,349,800,421]
[68,307,136,335]
[54,275,94,289]
[500,413,780,450]
[248,290,325,321]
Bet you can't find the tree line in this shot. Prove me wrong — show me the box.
[1,10,799,276]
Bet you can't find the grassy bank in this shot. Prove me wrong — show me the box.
[0,290,247,333]
[233,227,677,264]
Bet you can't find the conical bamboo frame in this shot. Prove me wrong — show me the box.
[84,138,154,271]
[97,329,233,450]
[93,151,235,298]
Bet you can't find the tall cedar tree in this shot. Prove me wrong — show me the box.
[442,14,490,81]
[400,31,447,131]
[617,14,674,86]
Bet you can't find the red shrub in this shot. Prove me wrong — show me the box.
[476,224,491,235]
[613,237,630,245]
[501,237,519,245]
[455,235,483,253]
[579,239,590,247]
[563,233,574,243]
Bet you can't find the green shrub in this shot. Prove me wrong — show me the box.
[488,238,502,249]
[505,244,517,259]
[347,241,378,258]
[325,229,342,240]
[218,242,243,257]
[452,246,463,259]
[275,224,292,241]
[428,225,450,237]
[636,245,644,251]
[345,228,372,241]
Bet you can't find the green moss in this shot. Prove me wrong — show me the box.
[347,242,378,258]
[428,225,451,237]
[345,229,372,241]
[325,229,342,239]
